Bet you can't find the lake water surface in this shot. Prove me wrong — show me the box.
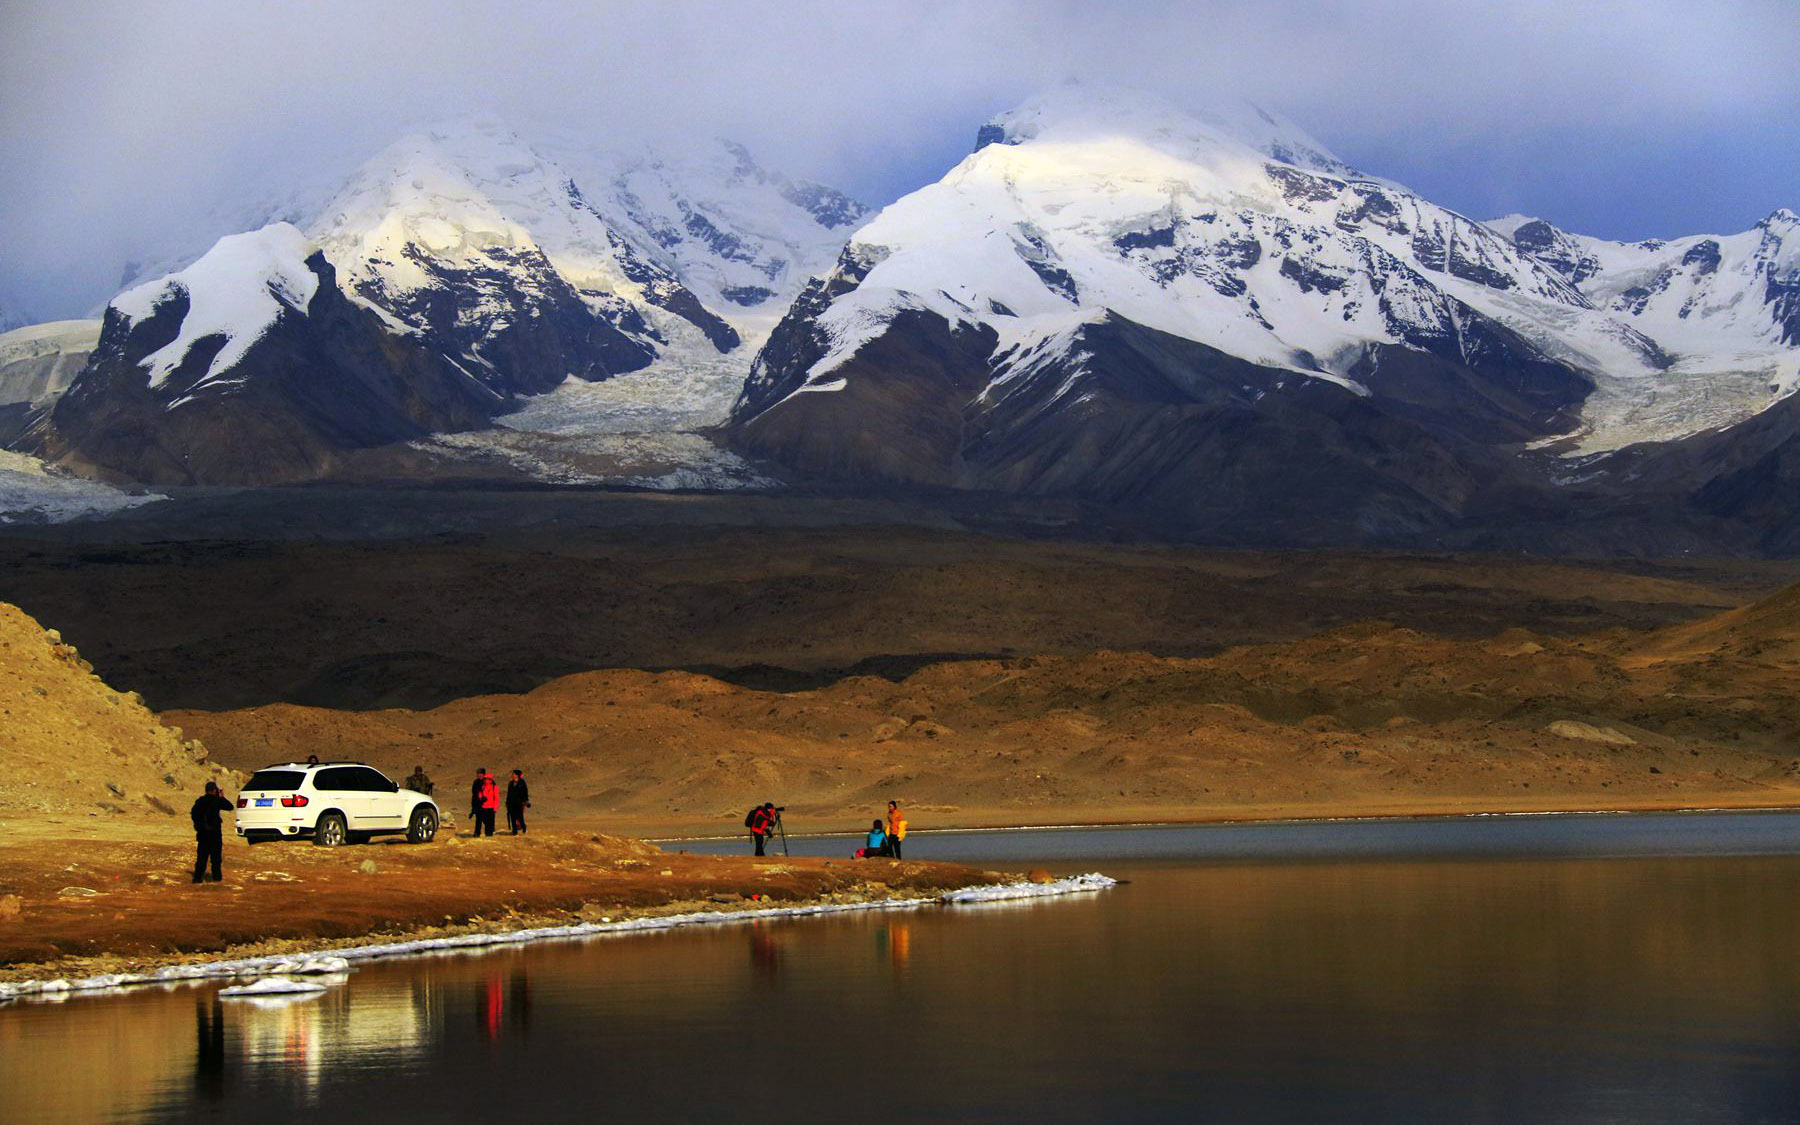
[7,812,1800,1123]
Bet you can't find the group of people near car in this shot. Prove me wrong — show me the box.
[743,799,908,859]
[466,767,531,837]
[187,762,534,882]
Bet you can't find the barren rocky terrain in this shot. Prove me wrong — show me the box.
[165,582,1800,836]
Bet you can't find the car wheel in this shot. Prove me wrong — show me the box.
[408,807,438,844]
[314,812,348,847]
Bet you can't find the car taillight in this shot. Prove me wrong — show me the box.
[236,797,247,808]
[281,794,309,808]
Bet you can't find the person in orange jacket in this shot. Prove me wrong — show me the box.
[885,800,908,860]
[470,768,499,837]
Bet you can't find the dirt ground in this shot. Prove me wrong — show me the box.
[0,820,1002,978]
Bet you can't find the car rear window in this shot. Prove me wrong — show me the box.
[315,766,392,792]
[244,769,305,791]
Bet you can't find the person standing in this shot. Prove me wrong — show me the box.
[506,769,531,835]
[886,800,908,860]
[747,802,776,856]
[189,781,234,883]
[405,765,434,795]
[470,768,499,837]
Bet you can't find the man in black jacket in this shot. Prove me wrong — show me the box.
[506,769,531,834]
[189,781,235,884]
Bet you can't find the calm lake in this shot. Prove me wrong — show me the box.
[7,812,1800,1123]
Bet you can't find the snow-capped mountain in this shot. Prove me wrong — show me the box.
[23,119,865,485]
[1487,211,1800,447]
[32,224,499,484]
[558,135,868,332]
[311,122,718,396]
[727,85,1800,544]
[729,86,1633,536]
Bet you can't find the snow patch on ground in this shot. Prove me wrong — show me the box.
[401,347,781,488]
[217,975,332,998]
[0,451,165,523]
[411,429,777,490]
[0,876,1115,1004]
[501,349,748,435]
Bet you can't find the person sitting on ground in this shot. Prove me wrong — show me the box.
[860,819,888,858]
[885,800,907,860]
[506,769,531,834]
[406,765,434,795]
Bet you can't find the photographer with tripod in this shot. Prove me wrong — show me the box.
[745,801,787,856]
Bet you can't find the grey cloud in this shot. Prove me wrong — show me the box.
[2,0,1795,319]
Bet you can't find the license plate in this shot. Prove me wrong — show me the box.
[255,798,274,807]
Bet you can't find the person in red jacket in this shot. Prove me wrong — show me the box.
[747,802,777,855]
[470,768,499,837]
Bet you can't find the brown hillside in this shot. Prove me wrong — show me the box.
[1634,581,1800,664]
[0,602,235,820]
[169,605,1800,832]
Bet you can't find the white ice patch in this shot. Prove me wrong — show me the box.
[217,975,331,998]
[0,877,1115,1004]
[112,223,319,390]
[411,429,778,490]
[942,873,1119,902]
[0,450,165,524]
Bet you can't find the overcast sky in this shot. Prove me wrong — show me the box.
[3,0,1796,321]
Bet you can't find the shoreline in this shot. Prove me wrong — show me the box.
[641,795,1800,843]
[0,874,1117,1003]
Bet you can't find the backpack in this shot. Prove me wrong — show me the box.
[744,807,759,829]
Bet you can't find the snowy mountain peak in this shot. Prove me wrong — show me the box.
[976,84,1358,177]
[110,222,320,389]
[1487,208,1800,426]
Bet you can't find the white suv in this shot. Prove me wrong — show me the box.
[235,762,439,846]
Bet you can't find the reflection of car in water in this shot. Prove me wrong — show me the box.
[234,762,440,846]
[226,978,434,1091]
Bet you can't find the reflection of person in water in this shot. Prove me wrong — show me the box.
[888,920,913,970]
[481,973,504,1040]
[478,968,534,1040]
[194,997,227,1099]
[749,923,782,978]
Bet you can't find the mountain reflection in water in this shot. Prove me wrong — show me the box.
[5,818,1800,1122]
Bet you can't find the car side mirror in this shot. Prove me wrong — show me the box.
[389,781,399,793]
